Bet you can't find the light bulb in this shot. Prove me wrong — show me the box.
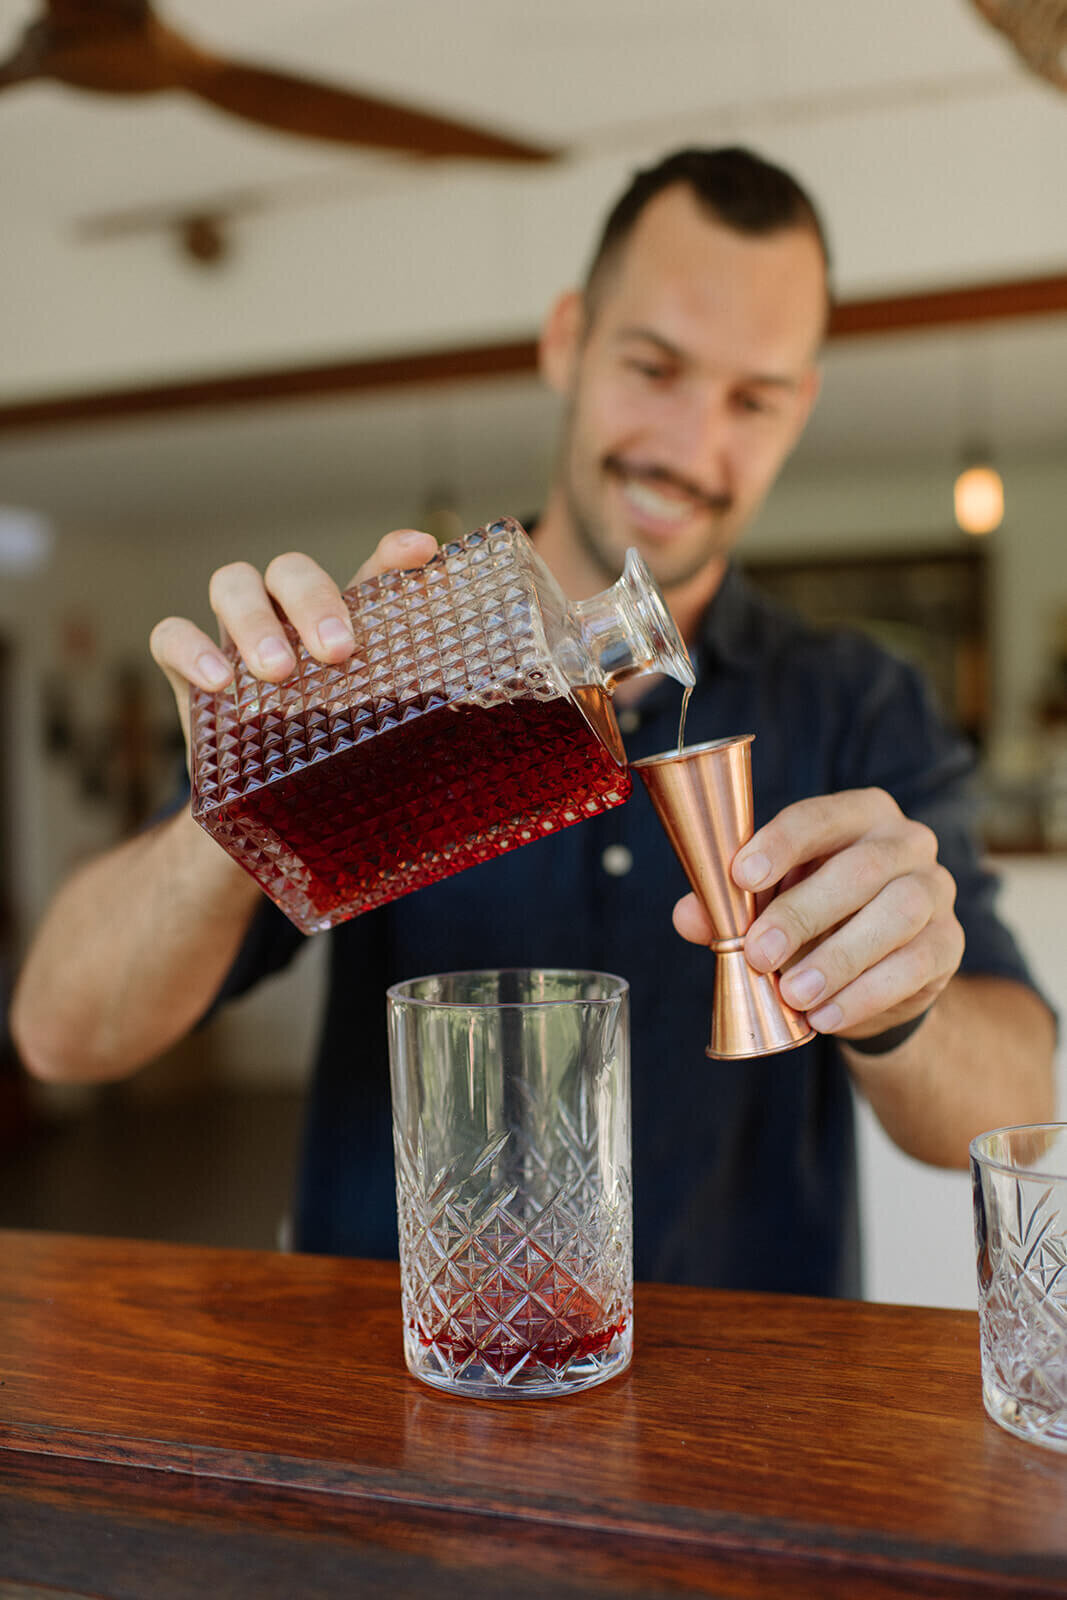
[954,464,1004,536]
[0,507,53,572]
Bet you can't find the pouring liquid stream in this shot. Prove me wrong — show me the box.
[677,683,693,753]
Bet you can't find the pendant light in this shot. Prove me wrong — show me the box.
[954,451,1004,536]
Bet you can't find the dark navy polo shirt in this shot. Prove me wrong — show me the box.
[212,563,1038,1296]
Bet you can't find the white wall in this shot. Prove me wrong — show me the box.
[747,451,1067,776]
[858,855,1067,1309]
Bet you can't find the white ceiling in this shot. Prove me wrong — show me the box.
[0,0,1041,213]
[0,0,1065,533]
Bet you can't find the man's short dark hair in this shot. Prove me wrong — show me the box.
[582,146,833,320]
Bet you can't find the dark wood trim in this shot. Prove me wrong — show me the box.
[826,272,1067,338]
[2,272,1066,435]
[0,339,542,434]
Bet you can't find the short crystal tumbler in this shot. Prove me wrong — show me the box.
[387,969,633,1398]
[971,1123,1067,1450]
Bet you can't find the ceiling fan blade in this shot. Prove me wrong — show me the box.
[0,3,162,96]
[0,20,50,90]
[968,0,1067,91]
[0,60,33,90]
[186,59,557,162]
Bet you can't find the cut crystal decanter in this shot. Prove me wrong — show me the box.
[190,516,693,933]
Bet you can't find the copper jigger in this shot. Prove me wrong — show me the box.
[633,734,815,1060]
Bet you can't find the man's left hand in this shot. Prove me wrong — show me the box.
[672,787,964,1040]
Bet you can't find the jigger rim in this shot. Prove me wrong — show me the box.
[632,732,755,771]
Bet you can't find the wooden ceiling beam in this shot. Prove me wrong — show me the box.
[2,272,1066,435]
[826,271,1067,337]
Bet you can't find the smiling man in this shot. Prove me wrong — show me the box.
[12,148,1055,1296]
[536,162,825,633]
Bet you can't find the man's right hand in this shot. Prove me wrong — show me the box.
[148,528,439,757]
[9,528,441,1085]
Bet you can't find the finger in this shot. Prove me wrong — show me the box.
[149,616,233,693]
[149,616,233,753]
[673,893,715,945]
[348,528,438,587]
[208,562,296,683]
[775,867,948,1013]
[263,551,354,664]
[732,788,903,893]
[744,825,939,974]
[804,916,964,1036]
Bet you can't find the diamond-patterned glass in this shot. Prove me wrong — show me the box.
[389,970,632,1398]
[190,519,630,933]
[971,1124,1067,1451]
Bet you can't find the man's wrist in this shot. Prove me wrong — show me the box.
[840,1007,932,1056]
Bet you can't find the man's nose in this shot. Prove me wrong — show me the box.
[668,385,733,492]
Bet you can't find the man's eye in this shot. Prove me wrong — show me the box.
[627,359,672,381]
[735,392,774,415]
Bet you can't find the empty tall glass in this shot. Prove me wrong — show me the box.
[971,1123,1067,1451]
[387,970,632,1399]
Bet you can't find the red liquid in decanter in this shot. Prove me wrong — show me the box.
[193,685,628,934]
[190,523,641,933]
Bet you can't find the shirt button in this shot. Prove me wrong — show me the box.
[601,844,634,877]
[617,708,641,735]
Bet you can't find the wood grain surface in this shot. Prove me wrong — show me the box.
[1,1228,1065,1599]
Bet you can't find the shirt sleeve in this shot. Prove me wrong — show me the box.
[831,636,1049,995]
[206,896,307,1014]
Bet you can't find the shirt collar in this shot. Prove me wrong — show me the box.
[694,562,768,674]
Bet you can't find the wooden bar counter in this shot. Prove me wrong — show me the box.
[1,1228,1065,1598]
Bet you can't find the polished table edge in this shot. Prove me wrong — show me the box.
[5,1448,1058,1600]
[2,1229,1065,1597]
[1,1424,1062,1598]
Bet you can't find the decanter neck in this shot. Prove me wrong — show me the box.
[571,549,695,693]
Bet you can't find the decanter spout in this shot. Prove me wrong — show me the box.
[571,549,695,692]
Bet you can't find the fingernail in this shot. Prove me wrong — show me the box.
[809,1003,842,1031]
[396,530,431,550]
[735,851,771,890]
[196,651,232,689]
[782,967,825,1007]
[258,635,293,671]
[318,617,353,652]
[755,928,788,968]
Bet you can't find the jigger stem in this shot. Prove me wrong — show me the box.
[708,938,814,1060]
[633,735,815,1060]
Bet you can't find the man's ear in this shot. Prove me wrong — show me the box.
[539,290,584,396]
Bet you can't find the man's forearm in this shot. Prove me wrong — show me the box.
[843,974,1057,1168]
[10,809,263,1084]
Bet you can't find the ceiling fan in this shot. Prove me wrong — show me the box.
[968,0,1067,92]
[0,0,557,162]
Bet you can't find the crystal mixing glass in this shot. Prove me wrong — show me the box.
[388,969,632,1398]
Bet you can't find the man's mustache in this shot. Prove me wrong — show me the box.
[604,457,732,515]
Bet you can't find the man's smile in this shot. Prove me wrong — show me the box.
[604,457,731,537]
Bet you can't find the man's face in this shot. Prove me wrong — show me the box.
[545,184,826,591]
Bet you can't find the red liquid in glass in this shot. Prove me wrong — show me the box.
[416,1282,627,1376]
[194,688,629,933]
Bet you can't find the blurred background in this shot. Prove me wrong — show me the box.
[0,0,1065,1306]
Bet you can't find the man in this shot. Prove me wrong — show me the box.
[11,149,1054,1295]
